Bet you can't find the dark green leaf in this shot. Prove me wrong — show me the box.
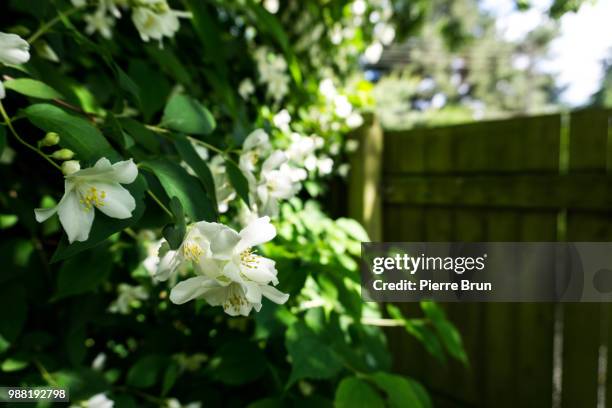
[162,94,216,136]
[141,159,215,221]
[54,245,113,300]
[119,118,160,153]
[50,175,147,262]
[162,197,186,250]
[335,377,384,408]
[128,59,171,121]
[285,322,343,386]
[0,284,27,342]
[24,103,118,162]
[4,78,63,99]
[369,372,431,408]
[113,63,141,108]
[0,126,5,156]
[208,339,267,386]
[127,355,167,388]
[161,361,181,396]
[387,304,446,363]
[174,136,218,216]
[421,301,467,364]
[225,159,250,207]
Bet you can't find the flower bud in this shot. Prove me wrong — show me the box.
[51,148,75,160]
[40,132,60,147]
[61,160,81,175]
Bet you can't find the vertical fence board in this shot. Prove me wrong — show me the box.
[517,212,557,407]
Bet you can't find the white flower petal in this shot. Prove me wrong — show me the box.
[0,32,30,65]
[243,282,262,304]
[169,276,216,304]
[237,216,276,251]
[195,222,240,259]
[260,285,289,305]
[34,206,57,223]
[88,182,135,219]
[241,256,278,284]
[262,150,287,172]
[58,190,95,243]
[110,159,138,184]
[0,81,4,100]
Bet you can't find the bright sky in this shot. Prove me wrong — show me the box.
[480,0,612,106]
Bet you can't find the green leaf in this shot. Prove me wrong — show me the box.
[0,284,27,342]
[50,175,147,262]
[24,104,117,162]
[285,322,343,386]
[141,159,215,222]
[54,245,113,300]
[128,59,171,121]
[161,361,181,396]
[162,94,216,136]
[4,78,63,99]
[421,301,468,364]
[336,218,370,242]
[113,63,141,108]
[335,377,384,408]
[1,358,29,372]
[369,372,431,408]
[119,118,160,153]
[208,339,267,385]
[386,304,446,363]
[225,159,250,207]
[127,355,167,388]
[162,197,186,250]
[174,136,218,216]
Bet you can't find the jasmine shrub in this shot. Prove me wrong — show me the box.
[0,1,465,407]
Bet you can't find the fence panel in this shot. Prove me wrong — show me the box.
[350,109,612,407]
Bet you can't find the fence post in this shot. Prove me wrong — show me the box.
[348,113,383,241]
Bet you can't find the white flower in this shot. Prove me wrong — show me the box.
[239,129,271,173]
[346,112,364,128]
[272,109,291,131]
[84,7,115,39]
[210,155,236,213]
[238,78,255,99]
[364,42,383,64]
[169,216,289,316]
[285,133,317,164]
[108,284,149,314]
[73,393,114,408]
[255,48,290,101]
[131,1,192,44]
[91,353,106,371]
[0,32,30,65]
[319,78,337,99]
[333,94,353,118]
[166,399,201,408]
[255,151,300,217]
[0,81,5,100]
[34,158,138,243]
[317,157,334,175]
[263,0,279,14]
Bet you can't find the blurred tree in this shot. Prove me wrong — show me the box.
[590,50,612,107]
[372,0,561,129]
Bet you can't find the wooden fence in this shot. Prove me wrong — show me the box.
[349,109,612,407]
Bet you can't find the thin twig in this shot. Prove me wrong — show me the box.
[0,101,62,171]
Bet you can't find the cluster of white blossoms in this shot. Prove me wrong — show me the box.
[0,32,31,99]
[35,158,139,243]
[318,78,364,129]
[108,283,148,314]
[71,0,191,44]
[155,216,289,316]
[253,47,290,102]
